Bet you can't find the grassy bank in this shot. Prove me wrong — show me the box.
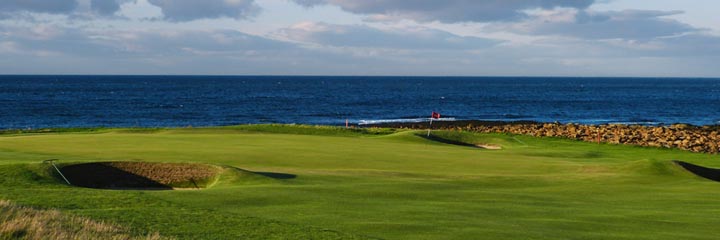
[0,200,166,240]
[1,125,719,239]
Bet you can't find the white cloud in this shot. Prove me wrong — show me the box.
[489,9,698,40]
[281,22,499,49]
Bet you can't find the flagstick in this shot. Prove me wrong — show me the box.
[427,117,433,137]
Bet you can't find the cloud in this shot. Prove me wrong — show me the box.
[0,24,121,57]
[122,29,294,55]
[0,0,136,17]
[91,0,133,15]
[0,22,310,74]
[1,24,293,57]
[0,21,493,75]
[0,2,718,77]
[292,0,595,23]
[497,9,698,40]
[639,34,720,57]
[281,22,499,49]
[0,0,261,20]
[147,0,259,21]
[0,0,78,14]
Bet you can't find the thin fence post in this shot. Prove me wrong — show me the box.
[44,159,71,185]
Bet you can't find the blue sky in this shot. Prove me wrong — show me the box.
[0,0,718,77]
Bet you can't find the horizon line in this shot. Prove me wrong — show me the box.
[1,74,719,79]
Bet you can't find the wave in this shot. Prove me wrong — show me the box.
[358,117,457,125]
[358,116,667,126]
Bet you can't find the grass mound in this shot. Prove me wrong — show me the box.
[0,200,168,240]
[61,162,221,190]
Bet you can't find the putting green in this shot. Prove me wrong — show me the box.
[1,125,719,239]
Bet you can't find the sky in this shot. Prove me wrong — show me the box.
[0,0,719,77]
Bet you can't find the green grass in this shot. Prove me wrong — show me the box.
[1,125,720,239]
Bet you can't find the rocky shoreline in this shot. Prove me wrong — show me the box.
[366,120,720,154]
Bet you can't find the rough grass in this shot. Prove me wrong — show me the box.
[0,200,167,240]
[2,126,720,239]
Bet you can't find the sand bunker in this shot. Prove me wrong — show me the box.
[674,160,720,182]
[475,144,502,150]
[60,162,221,190]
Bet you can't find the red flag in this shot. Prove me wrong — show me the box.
[431,112,441,119]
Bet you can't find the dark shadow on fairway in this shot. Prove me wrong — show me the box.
[251,171,297,179]
[61,163,172,190]
[674,160,720,182]
[418,133,501,150]
[223,165,297,180]
[419,134,477,147]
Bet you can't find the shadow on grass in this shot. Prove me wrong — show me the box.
[418,133,477,148]
[223,165,297,180]
[251,171,297,179]
[674,160,720,182]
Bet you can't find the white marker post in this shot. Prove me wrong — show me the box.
[427,117,433,137]
[428,112,440,137]
[44,159,71,185]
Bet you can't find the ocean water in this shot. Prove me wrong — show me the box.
[2,75,720,129]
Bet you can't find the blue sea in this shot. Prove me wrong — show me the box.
[2,75,720,129]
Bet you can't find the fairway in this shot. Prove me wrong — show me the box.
[1,125,720,239]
